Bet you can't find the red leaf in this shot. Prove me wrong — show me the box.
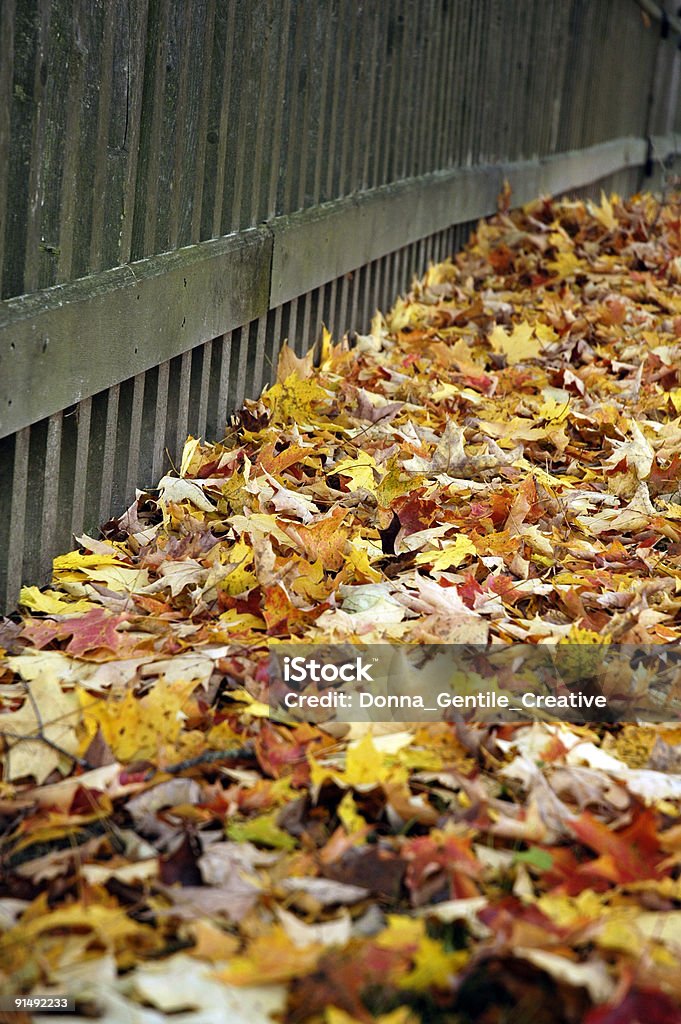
[20,608,132,657]
[64,609,131,656]
[403,833,481,903]
[584,988,681,1024]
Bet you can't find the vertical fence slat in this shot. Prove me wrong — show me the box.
[311,2,334,206]
[231,325,248,410]
[215,332,232,436]
[151,361,170,482]
[323,0,345,202]
[22,4,51,295]
[39,412,63,577]
[98,383,119,521]
[124,374,145,499]
[131,0,168,260]
[0,0,15,296]
[336,0,358,199]
[267,0,291,218]
[251,316,268,397]
[173,350,192,459]
[208,1,236,238]
[229,2,256,231]
[268,306,284,385]
[195,339,212,440]
[5,427,29,607]
[70,396,92,537]
[167,5,195,250]
[190,0,215,242]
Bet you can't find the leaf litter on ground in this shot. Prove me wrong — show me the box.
[2,191,681,1022]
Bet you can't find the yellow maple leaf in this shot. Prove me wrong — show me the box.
[319,324,333,367]
[547,249,584,279]
[79,564,151,592]
[387,297,413,332]
[218,609,266,632]
[377,457,421,505]
[263,373,330,425]
[180,435,201,477]
[226,688,271,717]
[344,734,388,786]
[334,454,382,492]
[414,534,476,570]
[310,734,404,793]
[430,381,460,402]
[227,810,296,850]
[53,551,126,572]
[589,190,618,232]
[52,548,129,584]
[376,914,424,950]
[343,544,383,583]
[217,539,258,596]
[539,397,570,423]
[398,937,468,990]
[535,322,558,344]
[216,925,322,985]
[537,890,609,929]
[19,587,95,615]
[291,557,331,600]
[489,321,542,364]
[337,791,368,836]
[376,916,467,990]
[0,889,161,974]
[85,679,197,762]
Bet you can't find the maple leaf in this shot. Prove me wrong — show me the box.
[489,321,543,363]
[64,608,132,656]
[216,925,323,985]
[0,677,81,783]
[158,474,216,512]
[263,373,330,425]
[414,534,477,570]
[287,507,351,570]
[334,455,383,492]
[277,340,314,382]
[569,809,664,884]
[86,678,199,763]
[19,587,95,615]
[588,191,619,233]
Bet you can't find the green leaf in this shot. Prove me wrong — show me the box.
[512,846,554,871]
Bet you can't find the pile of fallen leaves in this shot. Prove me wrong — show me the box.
[2,191,681,1022]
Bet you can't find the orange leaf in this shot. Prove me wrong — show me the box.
[570,809,664,884]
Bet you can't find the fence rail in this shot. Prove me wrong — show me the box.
[1,0,680,611]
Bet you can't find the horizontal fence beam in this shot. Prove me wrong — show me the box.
[270,135,653,306]
[0,230,272,437]
[2,132,679,439]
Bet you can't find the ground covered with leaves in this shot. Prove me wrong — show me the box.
[3,192,681,1022]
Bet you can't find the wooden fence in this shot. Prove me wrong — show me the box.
[0,0,680,611]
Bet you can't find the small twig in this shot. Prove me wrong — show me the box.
[154,745,254,778]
